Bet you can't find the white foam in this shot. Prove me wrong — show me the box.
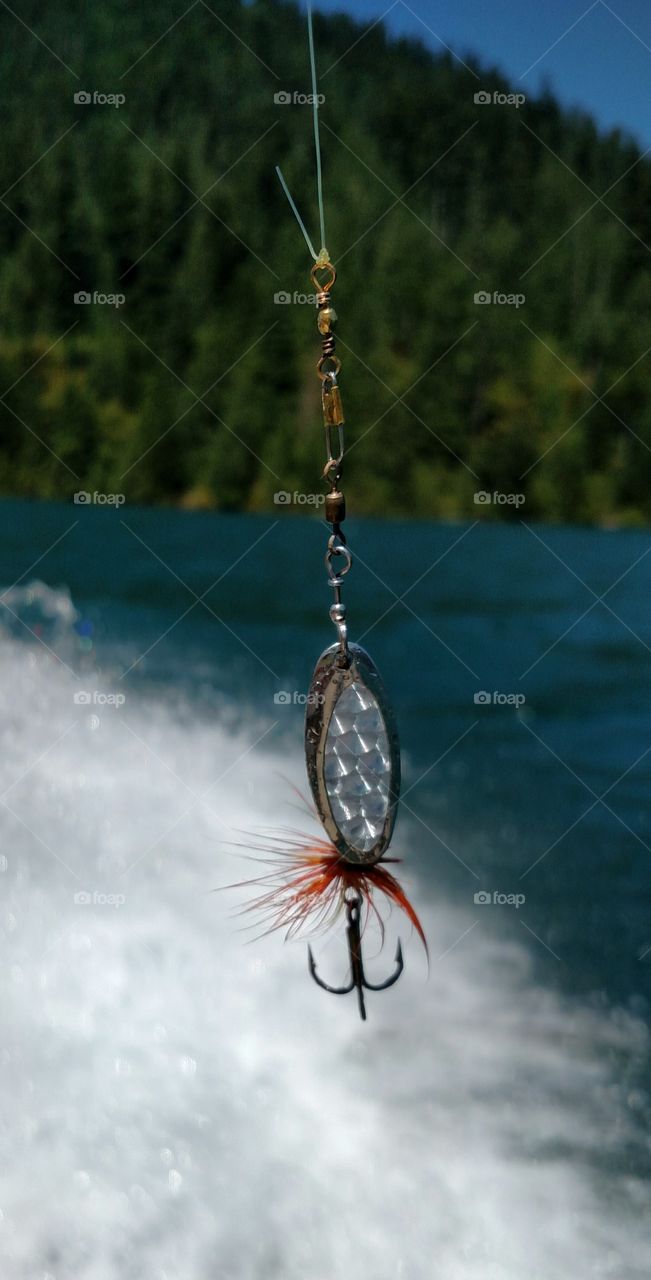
[0,603,648,1279]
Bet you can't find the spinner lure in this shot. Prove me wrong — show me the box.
[234,7,427,1020]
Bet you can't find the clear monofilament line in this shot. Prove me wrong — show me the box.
[274,1,328,264]
[275,165,319,262]
[307,0,327,255]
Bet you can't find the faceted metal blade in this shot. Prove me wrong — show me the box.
[325,680,391,854]
[305,643,400,865]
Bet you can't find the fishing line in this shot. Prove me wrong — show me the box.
[275,1,328,264]
[274,164,319,263]
[307,0,327,256]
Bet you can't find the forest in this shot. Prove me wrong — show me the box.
[1,0,651,523]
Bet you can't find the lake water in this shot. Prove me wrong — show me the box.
[0,498,649,1278]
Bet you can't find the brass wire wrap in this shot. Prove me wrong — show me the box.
[311,261,337,293]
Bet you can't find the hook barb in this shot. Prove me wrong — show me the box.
[362,938,403,991]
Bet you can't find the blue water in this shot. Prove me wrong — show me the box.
[1,497,650,1278]
[3,498,650,1002]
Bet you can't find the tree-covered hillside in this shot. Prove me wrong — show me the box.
[1,0,650,522]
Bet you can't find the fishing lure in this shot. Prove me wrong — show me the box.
[234,6,427,1019]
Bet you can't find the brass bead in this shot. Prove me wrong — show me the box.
[317,306,337,335]
[325,490,346,524]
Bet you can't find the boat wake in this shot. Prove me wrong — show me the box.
[0,585,649,1279]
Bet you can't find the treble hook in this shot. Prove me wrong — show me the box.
[307,890,404,1021]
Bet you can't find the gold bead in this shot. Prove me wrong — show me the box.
[317,306,337,335]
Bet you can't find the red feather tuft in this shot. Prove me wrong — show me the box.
[222,828,428,960]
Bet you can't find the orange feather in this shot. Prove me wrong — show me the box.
[223,828,428,960]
